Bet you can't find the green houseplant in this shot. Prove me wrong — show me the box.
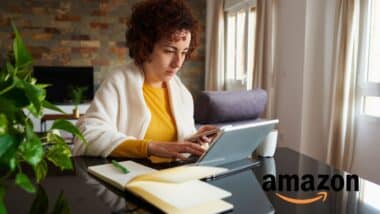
[0,24,87,213]
[69,86,87,118]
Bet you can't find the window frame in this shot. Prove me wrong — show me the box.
[223,4,256,90]
[356,0,380,123]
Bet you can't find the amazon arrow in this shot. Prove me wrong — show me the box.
[275,191,328,205]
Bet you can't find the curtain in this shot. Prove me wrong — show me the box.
[205,0,225,91]
[252,0,277,119]
[326,0,359,171]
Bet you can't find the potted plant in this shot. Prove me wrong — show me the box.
[0,24,87,213]
[69,86,87,118]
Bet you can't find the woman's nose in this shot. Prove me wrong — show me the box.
[170,53,182,68]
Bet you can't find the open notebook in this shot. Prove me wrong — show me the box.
[88,161,233,214]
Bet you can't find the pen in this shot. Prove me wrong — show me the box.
[112,160,129,174]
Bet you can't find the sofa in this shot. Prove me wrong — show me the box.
[194,89,267,127]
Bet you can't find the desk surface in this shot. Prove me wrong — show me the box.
[4,148,380,213]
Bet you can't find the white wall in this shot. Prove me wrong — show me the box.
[274,0,306,152]
[275,0,341,161]
[352,117,380,184]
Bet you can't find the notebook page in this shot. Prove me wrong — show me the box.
[87,161,156,190]
[133,165,228,183]
[172,200,233,214]
[127,180,231,211]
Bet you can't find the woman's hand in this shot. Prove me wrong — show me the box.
[195,125,219,144]
[147,141,205,160]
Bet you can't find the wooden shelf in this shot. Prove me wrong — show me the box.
[41,114,83,121]
[40,113,83,132]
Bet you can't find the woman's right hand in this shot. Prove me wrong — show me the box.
[147,141,205,160]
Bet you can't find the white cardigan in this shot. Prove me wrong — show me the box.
[73,62,197,157]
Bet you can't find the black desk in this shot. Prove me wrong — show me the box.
[4,148,380,213]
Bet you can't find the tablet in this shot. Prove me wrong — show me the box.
[196,119,279,167]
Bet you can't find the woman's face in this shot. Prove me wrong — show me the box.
[143,30,191,87]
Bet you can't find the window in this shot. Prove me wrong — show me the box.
[224,1,256,90]
[363,96,380,117]
[360,180,380,210]
[358,0,380,118]
[367,0,380,84]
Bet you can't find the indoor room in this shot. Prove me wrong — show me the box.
[0,0,379,213]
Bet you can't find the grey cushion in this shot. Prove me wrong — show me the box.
[194,89,267,124]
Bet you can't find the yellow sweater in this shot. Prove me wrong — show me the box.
[110,83,177,162]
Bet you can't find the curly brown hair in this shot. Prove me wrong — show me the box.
[126,0,200,66]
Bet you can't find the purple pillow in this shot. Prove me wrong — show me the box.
[194,89,267,124]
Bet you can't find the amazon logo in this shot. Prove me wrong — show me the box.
[262,174,359,205]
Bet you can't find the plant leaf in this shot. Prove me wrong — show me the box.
[46,133,67,145]
[0,135,16,158]
[1,87,30,108]
[12,109,28,126]
[46,144,72,170]
[0,200,5,214]
[0,186,4,199]
[0,76,14,95]
[50,120,87,144]
[0,97,17,120]
[33,160,47,183]
[0,114,7,135]
[0,62,7,80]
[69,86,87,106]
[18,79,45,116]
[0,135,20,171]
[15,173,36,193]
[18,138,43,167]
[51,191,70,214]
[28,185,48,214]
[6,62,15,78]
[8,157,16,171]
[42,100,65,114]
[0,186,6,214]
[35,83,50,89]
[18,125,43,166]
[11,22,33,70]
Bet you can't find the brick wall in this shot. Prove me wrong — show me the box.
[0,0,206,94]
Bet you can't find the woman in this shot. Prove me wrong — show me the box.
[73,0,214,162]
